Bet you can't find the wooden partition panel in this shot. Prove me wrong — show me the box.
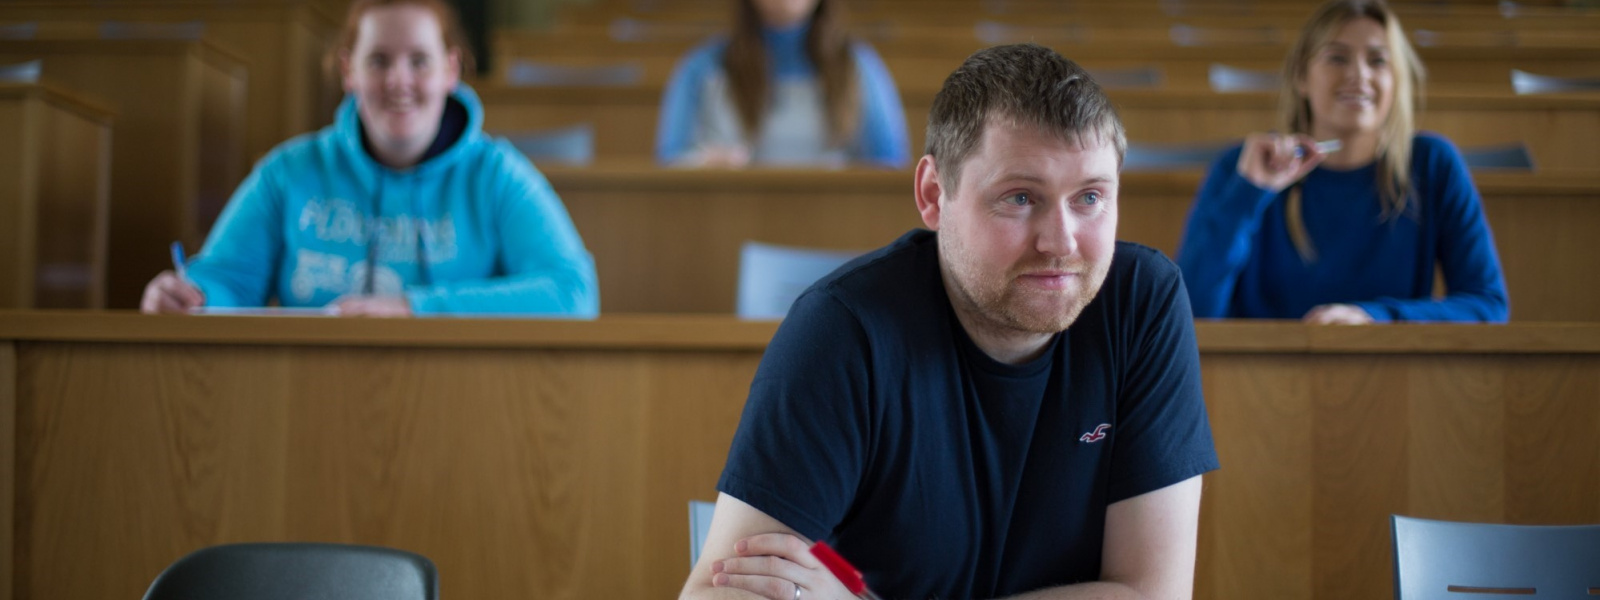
[0,83,112,309]
[0,1,341,164]
[480,85,1600,171]
[1,313,1598,600]
[0,39,247,309]
[543,168,1600,321]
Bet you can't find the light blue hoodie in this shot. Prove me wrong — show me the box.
[185,84,599,317]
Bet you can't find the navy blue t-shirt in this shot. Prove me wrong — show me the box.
[718,229,1219,599]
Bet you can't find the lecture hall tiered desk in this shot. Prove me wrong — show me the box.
[0,36,247,310]
[0,81,111,310]
[0,312,1597,599]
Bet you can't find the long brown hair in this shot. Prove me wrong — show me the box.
[325,0,476,80]
[1279,0,1424,262]
[722,0,859,145]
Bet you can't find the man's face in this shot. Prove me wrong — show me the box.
[918,118,1119,335]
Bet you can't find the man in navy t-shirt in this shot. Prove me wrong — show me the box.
[681,44,1219,600]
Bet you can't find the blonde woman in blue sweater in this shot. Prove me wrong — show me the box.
[1176,0,1507,324]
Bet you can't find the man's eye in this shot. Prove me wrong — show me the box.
[1003,192,1030,206]
[1079,191,1103,206]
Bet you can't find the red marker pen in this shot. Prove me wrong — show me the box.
[809,541,885,600]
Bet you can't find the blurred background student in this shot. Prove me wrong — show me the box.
[1175,0,1507,324]
[141,0,598,317]
[655,0,910,169]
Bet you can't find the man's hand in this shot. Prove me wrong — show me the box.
[1303,303,1374,325]
[333,295,414,317]
[141,271,205,314]
[710,533,856,600]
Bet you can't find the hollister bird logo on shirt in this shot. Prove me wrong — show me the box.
[1079,424,1111,443]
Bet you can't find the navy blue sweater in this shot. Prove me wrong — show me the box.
[1176,133,1509,322]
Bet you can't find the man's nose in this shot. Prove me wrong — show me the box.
[1035,203,1079,257]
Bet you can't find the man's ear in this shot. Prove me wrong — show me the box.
[913,155,945,231]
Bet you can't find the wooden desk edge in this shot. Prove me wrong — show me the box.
[1,311,1596,354]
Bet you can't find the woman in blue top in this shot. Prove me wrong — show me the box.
[1176,0,1508,324]
[141,0,598,317]
[655,0,910,169]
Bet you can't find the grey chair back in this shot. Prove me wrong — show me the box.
[0,22,36,40]
[737,241,860,320]
[973,21,1087,45]
[1125,140,1234,171]
[1088,66,1164,90]
[142,542,439,600]
[504,124,595,167]
[609,17,719,43]
[1209,63,1281,92]
[0,60,41,83]
[1392,515,1600,599]
[1461,143,1535,170]
[100,20,205,40]
[1511,69,1600,95]
[1171,24,1283,47]
[689,499,716,567]
[505,59,643,87]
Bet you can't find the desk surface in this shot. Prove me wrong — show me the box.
[2,310,1597,353]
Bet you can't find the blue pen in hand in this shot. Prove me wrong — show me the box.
[170,241,190,282]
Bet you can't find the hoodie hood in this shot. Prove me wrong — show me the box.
[334,83,486,176]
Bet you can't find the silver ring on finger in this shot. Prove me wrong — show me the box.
[793,582,803,600]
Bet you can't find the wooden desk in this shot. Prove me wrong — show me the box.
[494,24,1600,89]
[478,84,1600,172]
[0,83,111,309]
[542,167,1600,321]
[0,312,1597,600]
[0,0,341,164]
[0,38,248,309]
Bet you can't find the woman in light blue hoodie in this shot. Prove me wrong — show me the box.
[141,0,598,317]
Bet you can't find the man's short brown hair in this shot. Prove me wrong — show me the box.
[925,44,1126,188]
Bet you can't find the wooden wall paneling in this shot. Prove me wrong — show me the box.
[0,1,340,165]
[0,92,37,309]
[1403,356,1506,521]
[0,84,112,309]
[1,342,14,600]
[6,316,1600,600]
[546,169,1600,320]
[1477,184,1600,322]
[556,171,921,313]
[1502,355,1600,525]
[33,86,112,309]
[14,342,291,600]
[0,40,248,308]
[1310,356,1409,600]
[1197,355,1314,600]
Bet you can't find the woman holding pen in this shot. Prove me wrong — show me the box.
[1174,0,1508,324]
[141,0,597,317]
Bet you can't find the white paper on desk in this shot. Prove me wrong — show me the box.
[188,306,337,317]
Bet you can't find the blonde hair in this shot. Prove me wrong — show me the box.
[723,0,859,146]
[1279,0,1425,261]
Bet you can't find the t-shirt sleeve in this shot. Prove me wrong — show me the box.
[1107,252,1219,503]
[718,288,872,541]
